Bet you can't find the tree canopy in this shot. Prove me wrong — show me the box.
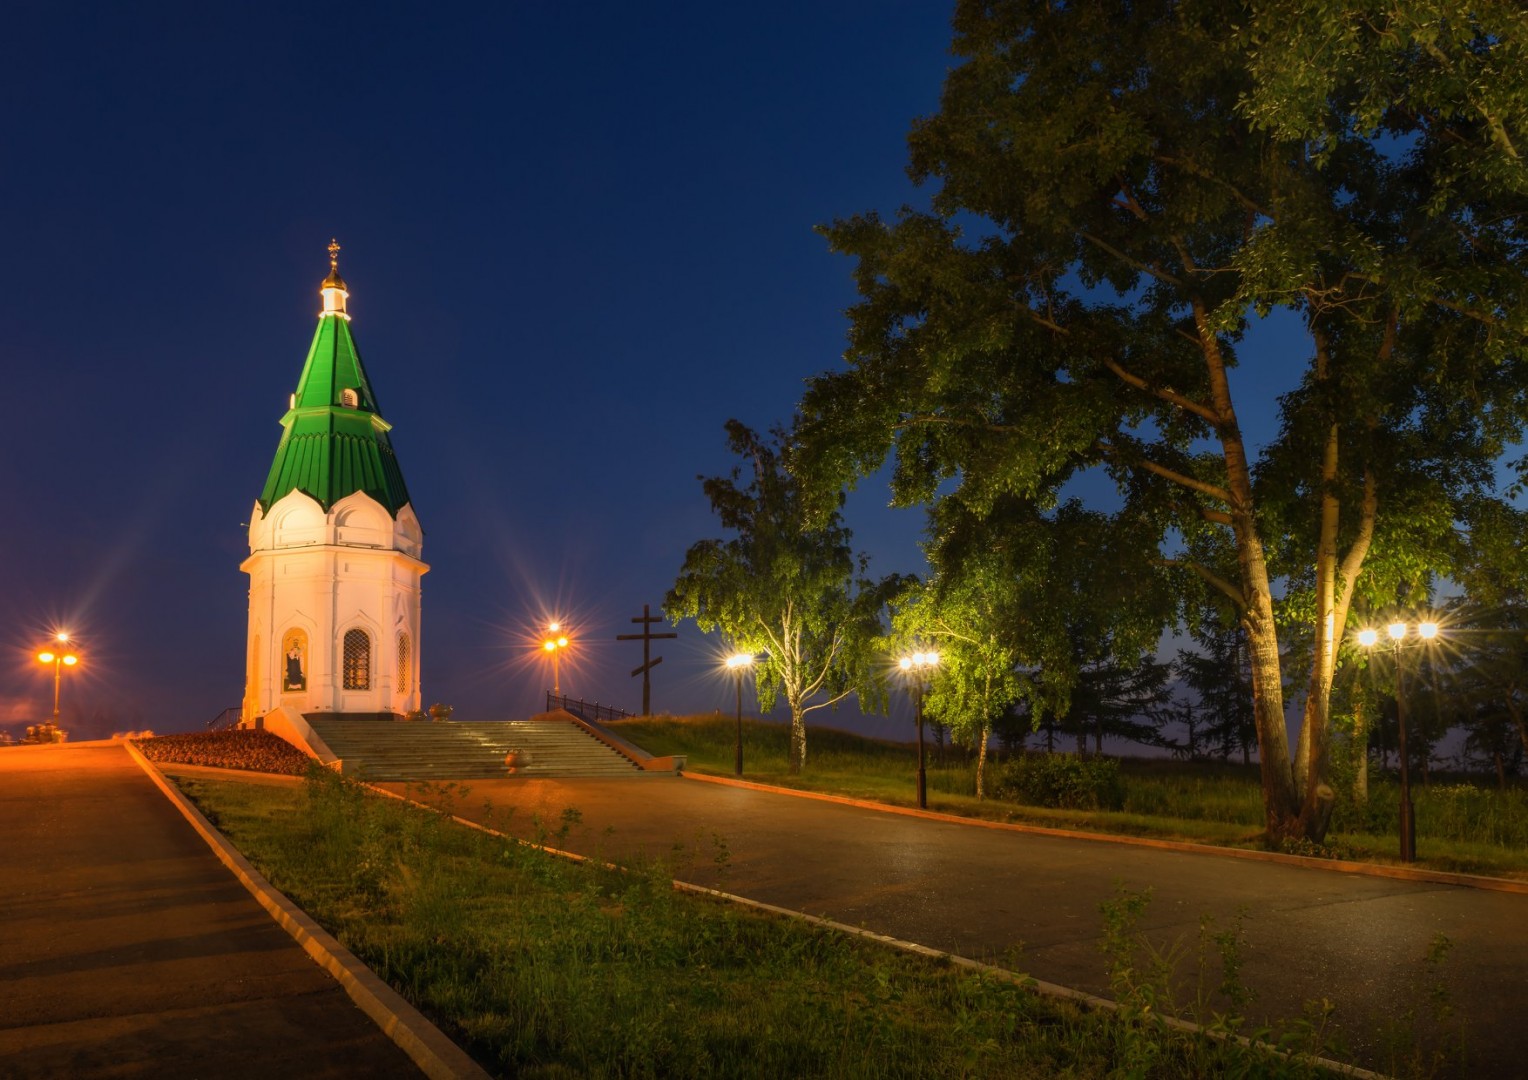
[796,0,1528,841]
[667,421,900,773]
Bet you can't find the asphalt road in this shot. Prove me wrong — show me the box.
[384,773,1528,1077]
[0,743,423,1079]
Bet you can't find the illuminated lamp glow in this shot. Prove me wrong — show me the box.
[1418,622,1439,640]
[1387,622,1407,641]
[38,651,55,663]
[63,655,78,666]
[1356,629,1378,648]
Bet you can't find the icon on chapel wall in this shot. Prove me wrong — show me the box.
[283,630,307,691]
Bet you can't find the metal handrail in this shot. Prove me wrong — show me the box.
[206,706,243,731]
[545,692,632,724]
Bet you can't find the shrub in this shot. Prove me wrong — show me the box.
[994,753,1126,811]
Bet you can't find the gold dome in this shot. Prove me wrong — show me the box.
[321,238,347,290]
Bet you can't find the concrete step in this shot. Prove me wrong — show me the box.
[306,717,645,780]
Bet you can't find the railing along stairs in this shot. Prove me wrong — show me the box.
[545,692,632,724]
[206,706,243,731]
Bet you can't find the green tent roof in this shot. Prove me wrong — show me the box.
[258,312,413,516]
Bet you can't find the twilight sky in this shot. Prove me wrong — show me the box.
[1,2,1312,740]
[0,2,959,737]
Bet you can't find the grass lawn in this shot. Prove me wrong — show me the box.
[171,766,1346,1079]
[608,714,1528,879]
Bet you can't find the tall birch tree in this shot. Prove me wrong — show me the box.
[667,421,899,774]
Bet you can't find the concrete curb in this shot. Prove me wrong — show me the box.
[123,740,491,1080]
[684,771,1528,896]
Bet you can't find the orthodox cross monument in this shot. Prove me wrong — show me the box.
[242,241,427,723]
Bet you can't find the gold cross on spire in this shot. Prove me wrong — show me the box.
[328,238,341,272]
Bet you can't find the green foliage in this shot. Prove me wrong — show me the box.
[995,754,1127,811]
[1097,886,1336,1078]
[667,421,902,772]
[794,0,1528,842]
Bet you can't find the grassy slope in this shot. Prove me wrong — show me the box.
[170,770,1332,1079]
[609,715,1528,879]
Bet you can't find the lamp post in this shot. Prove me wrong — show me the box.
[898,650,939,809]
[36,632,79,741]
[1357,618,1438,863]
[726,653,755,776]
[542,623,570,700]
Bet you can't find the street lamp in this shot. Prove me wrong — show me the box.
[898,650,939,809]
[542,623,570,699]
[1356,618,1439,863]
[36,632,80,740]
[726,653,755,776]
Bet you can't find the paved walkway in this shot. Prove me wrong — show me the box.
[7,741,1520,1076]
[0,743,424,1079]
[382,774,1528,1077]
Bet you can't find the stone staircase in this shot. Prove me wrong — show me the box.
[306,717,646,781]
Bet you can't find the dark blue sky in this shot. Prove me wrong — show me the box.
[1,2,963,737]
[2,3,1321,741]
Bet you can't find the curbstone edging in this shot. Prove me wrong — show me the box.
[123,740,491,1080]
[682,771,1528,895]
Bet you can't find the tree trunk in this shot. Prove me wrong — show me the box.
[1245,601,1300,839]
[1506,697,1527,760]
[1352,697,1370,804]
[976,721,990,800]
[1195,299,1299,841]
[787,697,807,774]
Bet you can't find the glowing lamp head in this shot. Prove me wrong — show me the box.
[62,654,78,666]
[543,640,556,653]
[898,657,912,671]
[1356,629,1378,648]
[1387,622,1407,641]
[726,653,753,670]
[548,622,561,632]
[56,632,69,643]
[38,651,55,664]
[1418,621,1439,640]
[556,636,568,648]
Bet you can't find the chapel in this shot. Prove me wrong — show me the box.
[241,241,426,722]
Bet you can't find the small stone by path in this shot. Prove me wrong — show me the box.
[0,743,426,1079]
[380,773,1528,1078]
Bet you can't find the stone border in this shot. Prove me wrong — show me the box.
[122,740,490,1080]
[684,772,1528,895]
